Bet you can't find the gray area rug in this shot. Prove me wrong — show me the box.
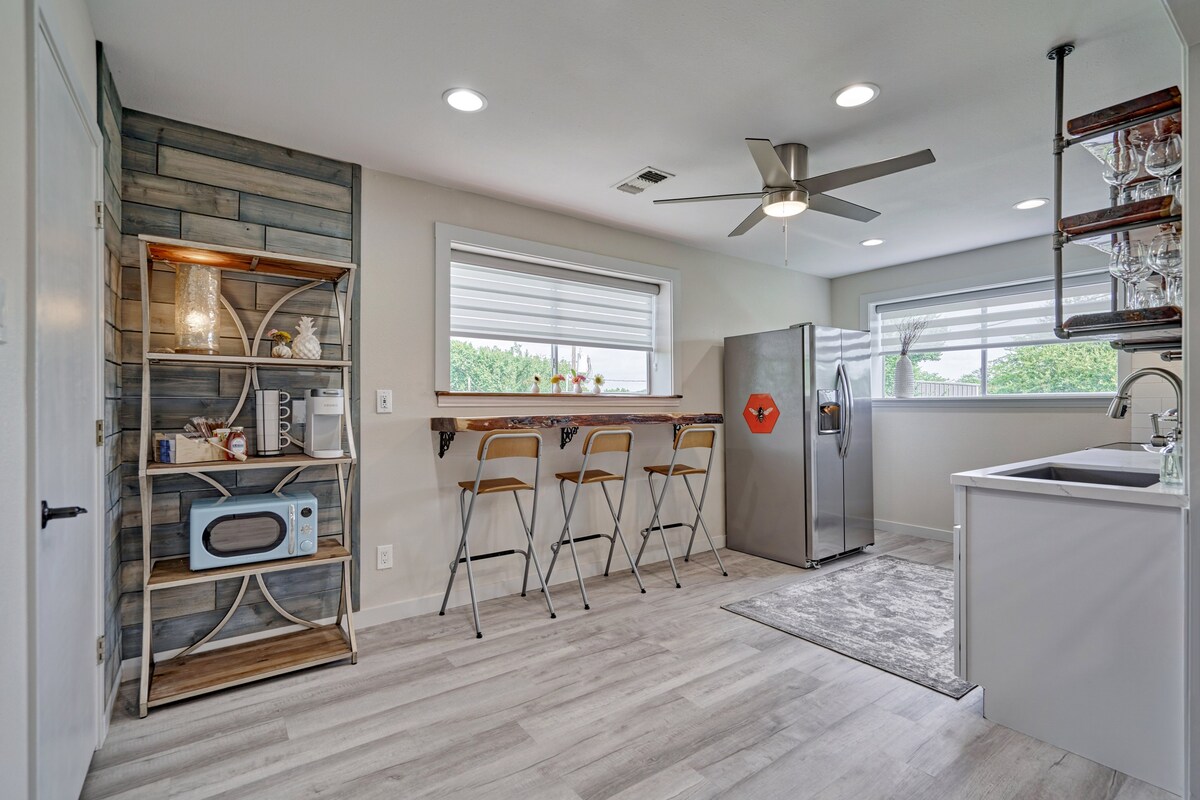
[723,555,976,698]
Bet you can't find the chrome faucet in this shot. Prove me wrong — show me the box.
[1107,367,1183,440]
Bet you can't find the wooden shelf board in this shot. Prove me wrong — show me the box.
[1066,87,1181,137]
[147,625,353,707]
[1058,196,1177,238]
[141,235,355,282]
[143,453,353,477]
[147,539,350,590]
[430,411,724,433]
[146,352,351,369]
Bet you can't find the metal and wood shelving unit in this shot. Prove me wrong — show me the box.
[1049,43,1183,354]
[136,235,358,717]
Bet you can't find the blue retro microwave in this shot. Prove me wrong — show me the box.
[189,490,318,570]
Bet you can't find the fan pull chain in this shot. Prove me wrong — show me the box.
[783,218,789,267]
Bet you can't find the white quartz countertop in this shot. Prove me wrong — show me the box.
[951,448,1188,508]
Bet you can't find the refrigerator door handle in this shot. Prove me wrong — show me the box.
[836,362,853,459]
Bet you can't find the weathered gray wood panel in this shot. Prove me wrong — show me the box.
[122,202,180,238]
[240,194,352,239]
[158,146,352,212]
[122,135,156,174]
[179,213,265,250]
[123,109,355,186]
[122,170,239,218]
[264,227,352,262]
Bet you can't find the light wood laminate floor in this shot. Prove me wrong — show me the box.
[85,533,1176,799]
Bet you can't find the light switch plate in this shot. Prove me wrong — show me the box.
[376,389,393,414]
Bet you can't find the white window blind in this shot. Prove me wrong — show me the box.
[450,248,659,352]
[876,275,1112,354]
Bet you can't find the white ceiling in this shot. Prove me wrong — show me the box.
[88,0,1181,278]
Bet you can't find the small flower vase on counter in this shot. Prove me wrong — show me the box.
[592,374,605,395]
[895,354,915,398]
[267,329,292,359]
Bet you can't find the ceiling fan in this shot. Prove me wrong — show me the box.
[653,139,936,237]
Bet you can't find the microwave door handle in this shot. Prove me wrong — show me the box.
[288,505,296,555]
[837,363,853,459]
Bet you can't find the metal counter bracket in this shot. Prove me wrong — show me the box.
[560,426,579,449]
[438,431,455,458]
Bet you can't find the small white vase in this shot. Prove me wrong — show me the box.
[553,383,562,394]
[895,354,915,398]
[573,382,583,394]
[592,384,602,395]
[531,383,540,393]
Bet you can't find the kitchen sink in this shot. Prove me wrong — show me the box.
[1002,464,1159,488]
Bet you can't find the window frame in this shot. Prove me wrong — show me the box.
[435,223,680,404]
[866,271,1128,405]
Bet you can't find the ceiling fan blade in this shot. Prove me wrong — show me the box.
[653,192,763,205]
[807,193,880,222]
[728,206,767,237]
[797,149,935,196]
[745,139,794,188]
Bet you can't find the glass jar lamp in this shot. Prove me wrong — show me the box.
[174,262,222,354]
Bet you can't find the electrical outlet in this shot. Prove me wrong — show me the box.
[376,544,393,570]
[376,389,393,414]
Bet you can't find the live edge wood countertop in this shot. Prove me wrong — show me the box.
[429,411,724,433]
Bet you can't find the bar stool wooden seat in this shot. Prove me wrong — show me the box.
[547,427,646,609]
[439,430,555,638]
[636,425,727,588]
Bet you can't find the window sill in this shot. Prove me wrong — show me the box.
[435,391,683,409]
[872,395,1114,411]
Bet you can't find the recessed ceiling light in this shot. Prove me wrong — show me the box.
[1013,197,1048,210]
[443,88,487,112]
[860,238,885,247]
[834,83,880,108]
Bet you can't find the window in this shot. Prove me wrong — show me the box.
[873,275,1118,398]
[435,225,678,397]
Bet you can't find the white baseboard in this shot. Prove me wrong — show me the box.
[120,535,723,683]
[874,519,953,543]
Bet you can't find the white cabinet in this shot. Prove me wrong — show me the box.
[953,450,1187,795]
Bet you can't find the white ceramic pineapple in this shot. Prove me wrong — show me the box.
[292,316,322,360]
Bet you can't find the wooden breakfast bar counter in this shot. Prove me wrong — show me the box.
[430,412,724,457]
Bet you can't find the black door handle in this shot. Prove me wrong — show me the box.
[41,501,88,529]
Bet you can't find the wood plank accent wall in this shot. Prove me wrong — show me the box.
[97,44,124,702]
[114,106,361,659]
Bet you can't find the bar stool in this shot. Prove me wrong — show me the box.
[547,427,646,609]
[636,425,727,588]
[439,430,556,638]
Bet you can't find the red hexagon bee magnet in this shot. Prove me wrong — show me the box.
[742,393,780,434]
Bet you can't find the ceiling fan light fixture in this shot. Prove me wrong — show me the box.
[1013,197,1048,210]
[860,238,885,247]
[834,83,880,108]
[762,189,808,218]
[442,87,487,112]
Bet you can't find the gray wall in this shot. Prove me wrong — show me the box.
[111,101,361,658]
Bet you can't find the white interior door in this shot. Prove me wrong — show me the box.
[33,17,102,800]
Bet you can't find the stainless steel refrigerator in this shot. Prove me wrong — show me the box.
[723,324,873,568]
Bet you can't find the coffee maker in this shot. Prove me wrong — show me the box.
[304,388,345,459]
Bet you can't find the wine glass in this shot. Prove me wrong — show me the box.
[1149,231,1183,307]
[1145,133,1183,194]
[1103,143,1140,194]
[1109,242,1152,309]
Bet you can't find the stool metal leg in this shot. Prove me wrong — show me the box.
[513,492,556,618]
[682,473,727,576]
[550,479,590,609]
[601,481,645,593]
[439,488,483,638]
[637,472,681,588]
